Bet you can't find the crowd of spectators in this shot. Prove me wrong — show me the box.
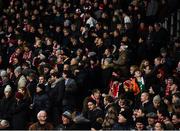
[0,0,180,130]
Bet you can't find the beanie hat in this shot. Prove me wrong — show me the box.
[153,95,161,103]
[15,92,24,100]
[37,84,45,91]
[87,98,96,105]
[62,111,72,120]
[4,85,12,92]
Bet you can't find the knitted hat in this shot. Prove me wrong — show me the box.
[62,111,72,120]
[15,92,24,100]
[87,98,96,105]
[4,85,12,92]
[37,84,45,91]
[153,95,161,103]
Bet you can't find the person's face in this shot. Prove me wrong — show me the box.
[93,91,100,99]
[136,109,144,117]
[13,58,19,65]
[136,122,144,130]
[172,115,178,125]
[4,91,11,98]
[62,73,67,79]
[36,87,42,93]
[62,116,70,125]
[154,58,161,66]
[154,122,163,131]
[18,88,25,95]
[38,112,47,122]
[148,117,156,126]
[144,66,151,74]
[51,75,56,82]
[118,114,127,123]
[130,66,136,75]
[103,98,108,106]
[39,76,45,84]
[141,93,148,103]
[88,102,95,110]
[153,101,160,109]
[43,67,49,74]
[167,79,173,85]
[118,99,125,108]
[63,64,70,71]
[134,70,142,77]
[14,71,19,77]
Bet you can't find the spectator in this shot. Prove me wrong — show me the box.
[29,110,53,130]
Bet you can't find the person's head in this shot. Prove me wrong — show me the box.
[135,117,146,130]
[118,95,126,108]
[103,95,113,106]
[171,113,180,125]
[92,89,101,99]
[154,57,161,66]
[62,70,71,79]
[50,72,59,81]
[144,65,153,74]
[39,75,46,84]
[63,64,70,71]
[14,66,22,77]
[87,99,96,111]
[172,92,180,104]
[134,69,142,77]
[4,85,12,98]
[37,110,47,124]
[153,95,161,109]
[146,112,158,126]
[0,70,8,80]
[141,92,149,103]
[160,48,167,57]
[166,77,174,86]
[130,65,138,75]
[157,108,169,120]
[62,111,72,125]
[154,23,161,32]
[154,121,164,131]
[26,72,35,81]
[70,58,78,66]
[18,86,30,98]
[36,84,45,93]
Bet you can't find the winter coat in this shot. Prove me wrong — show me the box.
[32,92,50,115]
[62,78,78,108]
[11,99,29,129]
[29,122,54,130]
[0,96,14,121]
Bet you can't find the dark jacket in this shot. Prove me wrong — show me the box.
[32,92,50,115]
[112,123,131,130]
[85,107,104,125]
[0,96,15,121]
[48,77,65,107]
[11,99,29,129]
[29,122,54,130]
[62,78,78,109]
